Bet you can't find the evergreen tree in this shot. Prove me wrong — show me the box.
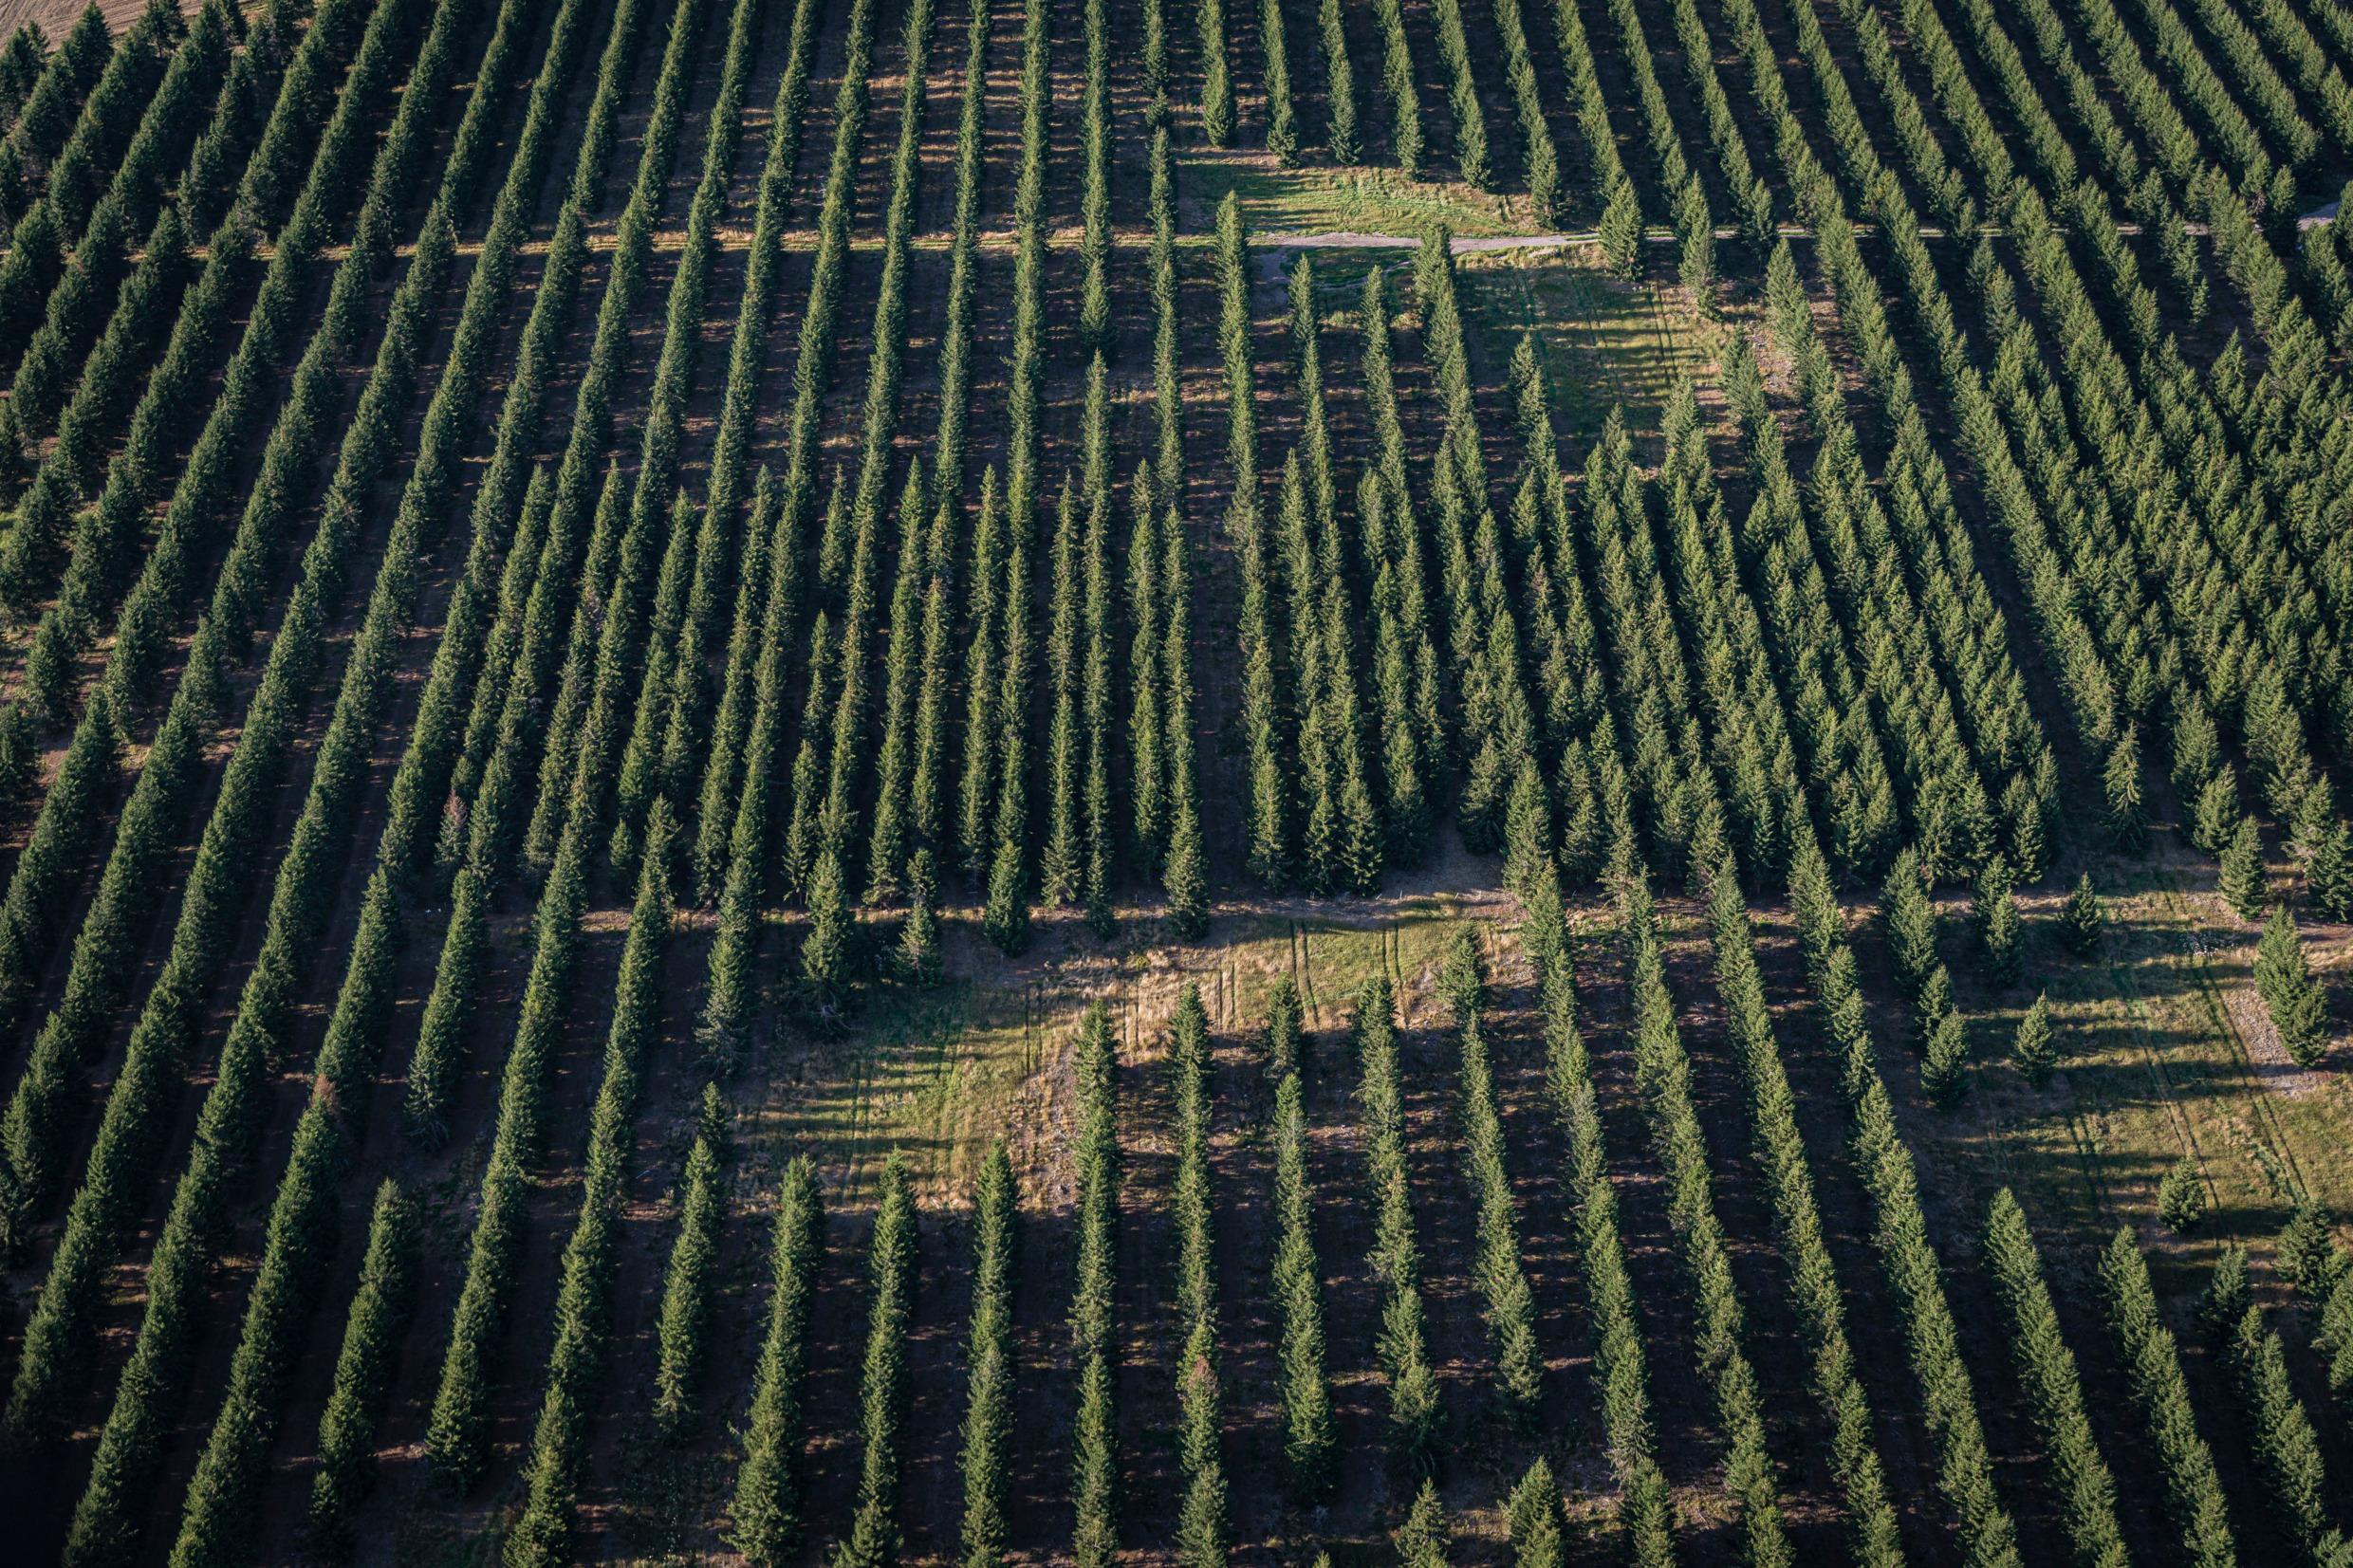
[653,1085,732,1440]
[1268,1067,1334,1500]
[0,703,33,804]
[957,1142,1016,1568]
[958,470,1006,879]
[2296,780,2353,926]
[1265,976,1303,1077]
[2014,993,2057,1084]
[1260,0,1297,161]
[1599,175,1642,281]
[1921,1005,1970,1106]
[1503,756,1551,896]
[1069,1003,1121,1567]
[984,466,1032,953]
[1042,480,1083,908]
[2192,769,2241,854]
[1164,798,1208,939]
[1162,504,1207,938]
[2009,782,2047,884]
[726,1155,822,1564]
[2097,1228,2239,1568]
[1317,0,1358,160]
[985,837,1029,955]
[1974,854,2020,984]
[2103,729,2146,852]
[804,849,856,1016]
[1506,1460,1563,1568]
[2060,874,2104,954]
[898,848,942,986]
[2158,1156,2208,1233]
[2277,1202,2348,1301]
[1197,0,1232,143]
[2255,906,2329,1066]
[305,1181,417,1550]
[1081,468,1115,939]
[1174,1323,1226,1568]
[829,1154,917,1568]
[1128,465,1165,868]
[1396,1479,1450,1568]
[2303,815,2353,923]
[2221,815,2267,920]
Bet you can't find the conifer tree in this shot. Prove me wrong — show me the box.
[1198,0,1232,143]
[1318,0,1358,160]
[782,612,840,903]
[1355,980,1439,1457]
[985,468,1033,954]
[1396,1479,1450,1567]
[2060,874,2104,954]
[729,1159,823,1566]
[2221,816,2267,919]
[804,848,856,1015]
[1128,465,1165,868]
[1922,1005,1970,1105]
[864,464,932,906]
[1269,1066,1335,1500]
[829,1154,916,1568]
[1506,1460,1563,1568]
[2255,905,2329,1066]
[958,1142,1016,1568]
[898,848,942,986]
[1069,1004,1120,1567]
[1260,0,1297,161]
[2192,770,2241,855]
[1082,454,1115,937]
[1265,976,1303,1077]
[2275,1203,2346,1302]
[2301,821,2353,923]
[305,1181,417,1551]
[958,469,1005,880]
[1974,855,2020,984]
[1162,509,1208,938]
[1504,756,1551,895]
[1371,0,1421,175]
[1043,478,1083,909]
[1600,175,1642,281]
[2220,1296,2344,1564]
[653,1085,731,1439]
[2103,729,2146,852]
[2014,992,2057,1084]
[2098,1228,2239,1568]
[1980,1190,2132,1568]
[2158,1156,2208,1232]
[1219,194,1285,888]
[2009,784,2047,885]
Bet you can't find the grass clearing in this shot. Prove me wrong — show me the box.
[1176,148,1535,238]
[1880,854,2353,1302]
[1457,247,1726,438]
[735,895,1503,1209]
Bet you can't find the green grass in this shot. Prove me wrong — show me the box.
[735,896,1497,1208]
[1866,854,2353,1302]
[1177,148,1535,239]
[1457,246,1725,439]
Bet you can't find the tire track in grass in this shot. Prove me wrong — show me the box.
[840,1021,882,1203]
[2147,869,2310,1204]
[2099,892,2223,1218]
[923,994,968,1190]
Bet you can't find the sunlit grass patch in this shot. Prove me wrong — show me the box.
[1177,148,1533,239]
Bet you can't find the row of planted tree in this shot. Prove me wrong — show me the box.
[2,0,2350,1559]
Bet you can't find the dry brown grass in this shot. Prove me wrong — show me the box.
[0,0,195,42]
